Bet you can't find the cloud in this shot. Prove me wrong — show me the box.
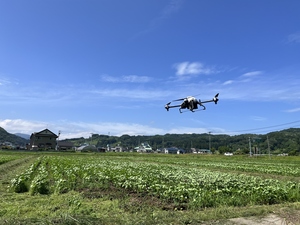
[0,119,162,139]
[167,126,227,135]
[0,119,49,135]
[0,76,12,86]
[221,70,263,86]
[241,71,263,77]
[251,116,266,121]
[223,80,233,85]
[287,32,300,43]
[149,0,183,29]
[173,62,215,76]
[284,107,300,113]
[131,0,183,39]
[1,118,229,139]
[90,88,171,100]
[161,0,183,19]
[100,74,152,83]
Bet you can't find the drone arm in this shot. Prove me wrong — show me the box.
[200,99,214,104]
[165,104,181,111]
[200,94,219,105]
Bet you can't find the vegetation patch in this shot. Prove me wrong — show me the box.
[1,152,299,224]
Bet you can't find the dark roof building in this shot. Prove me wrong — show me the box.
[30,129,58,150]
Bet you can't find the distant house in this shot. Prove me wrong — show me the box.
[164,147,185,154]
[57,141,74,151]
[191,148,212,154]
[1,142,14,149]
[134,142,153,153]
[110,145,124,152]
[30,129,58,150]
[198,149,212,154]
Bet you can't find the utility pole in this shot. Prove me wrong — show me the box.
[249,137,252,157]
[90,133,93,145]
[267,135,270,158]
[208,132,211,151]
[56,130,61,151]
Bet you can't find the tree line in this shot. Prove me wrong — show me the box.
[66,128,300,155]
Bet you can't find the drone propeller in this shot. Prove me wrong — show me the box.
[172,98,186,102]
[213,93,219,104]
[198,93,219,105]
[165,102,171,111]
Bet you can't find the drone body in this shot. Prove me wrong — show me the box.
[165,93,219,113]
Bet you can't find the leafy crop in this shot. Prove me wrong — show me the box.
[9,155,300,208]
[0,154,23,165]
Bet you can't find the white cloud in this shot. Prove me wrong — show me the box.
[223,80,233,85]
[287,32,300,43]
[90,88,170,100]
[251,116,266,121]
[0,119,49,135]
[173,62,215,76]
[131,0,183,39]
[284,107,300,113]
[167,126,227,135]
[0,76,12,86]
[161,0,183,18]
[241,71,263,77]
[1,118,229,139]
[122,75,151,83]
[0,119,164,139]
[100,74,151,83]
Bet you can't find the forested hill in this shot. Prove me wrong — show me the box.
[65,128,300,155]
[0,127,28,146]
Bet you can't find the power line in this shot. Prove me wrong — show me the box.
[213,120,300,135]
[233,120,300,133]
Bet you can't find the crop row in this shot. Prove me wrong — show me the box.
[179,161,300,176]
[135,156,300,176]
[9,155,300,208]
[0,154,23,165]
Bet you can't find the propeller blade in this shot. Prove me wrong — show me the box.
[165,102,171,111]
[213,93,219,104]
[173,98,186,102]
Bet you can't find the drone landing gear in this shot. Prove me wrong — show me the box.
[179,105,206,113]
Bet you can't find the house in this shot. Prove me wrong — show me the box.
[164,147,185,154]
[191,148,212,154]
[198,149,212,154]
[1,142,14,149]
[110,145,124,152]
[57,141,74,151]
[134,142,153,153]
[30,129,58,150]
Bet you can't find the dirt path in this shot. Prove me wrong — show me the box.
[228,214,296,225]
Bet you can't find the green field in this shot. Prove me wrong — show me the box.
[0,151,299,224]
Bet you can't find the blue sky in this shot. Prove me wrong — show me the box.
[1,0,300,139]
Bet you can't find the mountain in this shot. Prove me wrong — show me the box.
[0,127,29,146]
[14,133,30,140]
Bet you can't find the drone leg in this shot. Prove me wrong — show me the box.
[179,108,182,113]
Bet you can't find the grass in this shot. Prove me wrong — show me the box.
[0,150,299,224]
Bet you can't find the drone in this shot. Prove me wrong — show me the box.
[165,93,219,113]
